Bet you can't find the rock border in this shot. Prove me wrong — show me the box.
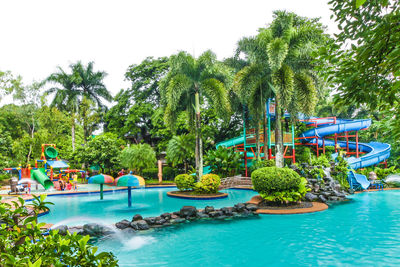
[247,195,329,215]
[167,191,228,200]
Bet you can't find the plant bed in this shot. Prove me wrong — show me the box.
[258,201,313,210]
[167,190,228,199]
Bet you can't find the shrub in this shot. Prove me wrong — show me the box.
[311,154,330,168]
[142,168,159,180]
[251,167,309,203]
[175,174,196,191]
[332,156,350,189]
[163,166,177,180]
[194,174,221,194]
[0,195,117,266]
[249,159,275,174]
[205,147,242,178]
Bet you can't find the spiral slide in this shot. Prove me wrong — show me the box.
[299,118,391,170]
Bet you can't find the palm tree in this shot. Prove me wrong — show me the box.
[235,11,326,167]
[161,51,232,179]
[46,61,112,149]
[166,134,195,173]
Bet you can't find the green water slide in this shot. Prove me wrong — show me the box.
[31,169,53,190]
[45,146,58,159]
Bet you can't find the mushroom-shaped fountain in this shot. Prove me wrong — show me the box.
[114,174,145,207]
[88,174,114,200]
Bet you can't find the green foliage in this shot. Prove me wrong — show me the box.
[295,146,313,164]
[251,167,309,203]
[204,146,242,178]
[311,154,331,168]
[142,167,179,181]
[142,168,159,180]
[194,174,221,194]
[249,159,275,174]
[358,166,398,181]
[74,133,123,173]
[175,174,196,191]
[166,134,195,171]
[0,195,117,266]
[332,156,350,189]
[120,143,157,174]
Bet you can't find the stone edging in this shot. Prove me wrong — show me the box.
[247,195,328,215]
[166,191,228,200]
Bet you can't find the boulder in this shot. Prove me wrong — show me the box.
[318,195,327,203]
[130,222,139,230]
[245,204,258,211]
[155,218,167,225]
[204,206,215,214]
[197,212,209,218]
[180,206,197,218]
[208,211,223,218]
[171,214,179,219]
[171,218,186,224]
[144,217,156,225]
[83,223,107,236]
[122,227,136,235]
[115,219,131,230]
[305,192,318,202]
[221,207,233,216]
[161,213,171,220]
[234,203,246,212]
[53,225,68,235]
[136,220,150,230]
[132,214,143,221]
[67,226,84,235]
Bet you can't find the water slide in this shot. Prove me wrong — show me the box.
[299,118,391,189]
[31,169,53,190]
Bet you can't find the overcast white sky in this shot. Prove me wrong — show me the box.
[0,0,337,104]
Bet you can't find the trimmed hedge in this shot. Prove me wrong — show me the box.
[175,174,196,191]
[251,167,308,203]
[195,174,221,194]
[141,167,180,181]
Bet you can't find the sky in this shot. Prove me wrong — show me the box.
[0,0,338,104]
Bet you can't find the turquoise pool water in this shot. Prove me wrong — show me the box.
[38,187,257,226]
[94,190,400,266]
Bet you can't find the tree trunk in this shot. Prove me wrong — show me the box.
[275,94,284,167]
[71,117,76,152]
[194,91,203,180]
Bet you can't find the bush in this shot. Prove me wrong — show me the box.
[311,154,330,168]
[142,168,159,180]
[205,147,242,178]
[194,174,221,194]
[175,174,196,191]
[251,167,309,203]
[249,159,275,174]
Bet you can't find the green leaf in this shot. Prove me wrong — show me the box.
[355,0,367,8]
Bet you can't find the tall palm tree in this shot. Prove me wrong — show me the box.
[235,11,326,167]
[46,61,112,148]
[161,51,232,179]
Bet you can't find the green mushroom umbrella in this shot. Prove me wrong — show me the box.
[88,174,114,200]
[114,174,145,207]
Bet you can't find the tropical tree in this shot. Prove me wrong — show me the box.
[166,134,195,173]
[235,11,327,167]
[46,61,112,149]
[120,143,157,174]
[160,50,232,179]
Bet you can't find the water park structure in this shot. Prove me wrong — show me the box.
[3,144,86,192]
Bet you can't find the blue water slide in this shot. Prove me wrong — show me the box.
[299,118,391,169]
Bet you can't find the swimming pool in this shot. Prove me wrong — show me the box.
[93,190,400,266]
[38,187,257,226]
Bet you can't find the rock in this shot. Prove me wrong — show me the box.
[314,184,320,192]
[234,203,246,212]
[208,211,223,218]
[53,225,68,235]
[318,195,327,203]
[245,204,258,211]
[130,222,139,230]
[144,217,156,225]
[180,206,197,218]
[197,212,209,218]
[322,191,332,197]
[204,206,215,214]
[216,215,228,220]
[83,223,106,236]
[335,192,346,198]
[171,214,179,219]
[241,209,250,216]
[136,220,150,230]
[132,214,143,221]
[221,207,233,216]
[171,218,186,224]
[67,226,84,235]
[116,219,131,230]
[309,179,318,184]
[161,213,171,220]
[305,192,318,202]
[173,211,180,216]
[155,218,167,225]
[329,196,339,201]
